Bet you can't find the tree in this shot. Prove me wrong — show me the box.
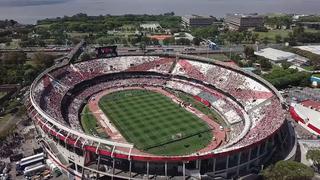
[285,32,297,46]
[151,38,160,45]
[251,33,259,43]
[191,26,219,39]
[80,53,91,61]
[141,36,152,45]
[281,61,292,70]
[1,52,26,65]
[244,46,255,59]
[163,37,175,45]
[263,66,311,89]
[261,160,314,180]
[176,38,191,45]
[192,37,201,46]
[32,52,55,69]
[139,42,146,52]
[307,149,320,172]
[263,37,270,45]
[275,34,282,43]
[258,57,272,71]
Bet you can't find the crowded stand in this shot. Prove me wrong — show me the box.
[172,60,274,110]
[237,97,285,147]
[126,57,175,73]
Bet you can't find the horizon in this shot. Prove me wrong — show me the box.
[0,0,320,24]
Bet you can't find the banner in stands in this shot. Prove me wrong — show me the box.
[95,46,118,58]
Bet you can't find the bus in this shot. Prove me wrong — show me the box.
[19,153,44,165]
[17,156,45,172]
[23,164,46,177]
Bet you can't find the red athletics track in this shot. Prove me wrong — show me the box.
[88,86,226,156]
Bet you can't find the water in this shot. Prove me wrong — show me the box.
[0,0,319,24]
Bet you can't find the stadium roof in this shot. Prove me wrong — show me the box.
[291,103,320,135]
[295,45,320,55]
[301,99,320,112]
[254,48,296,62]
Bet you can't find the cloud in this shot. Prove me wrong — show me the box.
[0,0,71,7]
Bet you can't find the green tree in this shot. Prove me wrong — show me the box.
[275,34,283,43]
[281,62,292,69]
[244,46,255,59]
[192,37,201,46]
[176,38,191,45]
[258,57,273,71]
[263,37,270,45]
[163,37,175,45]
[32,52,55,69]
[307,149,320,172]
[261,160,314,180]
[191,26,219,39]
[1,52,26,65]
[80,53,91,61]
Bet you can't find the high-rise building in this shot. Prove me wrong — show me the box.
[182,15,218,28]
[225,13,264,30]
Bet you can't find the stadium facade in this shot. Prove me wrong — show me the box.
[26,52,295,179]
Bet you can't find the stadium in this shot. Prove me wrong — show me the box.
[26,48,295,179]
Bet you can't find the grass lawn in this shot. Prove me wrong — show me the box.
[0,92,6,99]
[81,106,108,139]
[98,89,212,155]
[169,90,227,127]
[254,29,290,42]
[0,113,16,139]
[302,66,315,71]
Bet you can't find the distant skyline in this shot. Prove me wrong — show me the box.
[0,0,319,24]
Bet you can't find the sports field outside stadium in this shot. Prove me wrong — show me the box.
[98,89,213,156]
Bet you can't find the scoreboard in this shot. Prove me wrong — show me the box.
[95,46,118,58]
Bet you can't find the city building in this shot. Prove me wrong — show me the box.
[225,13,264,30]
[140,23,161,31]
[182,15,218,28]
[298,22,320,30]
[255,47,309,65]
[173,32,194,41]
[296,45,320,55]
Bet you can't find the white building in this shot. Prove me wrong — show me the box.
[140,23,161,31]
[295,45,320,55]
[255,47,309,65]
[173,32,194,41]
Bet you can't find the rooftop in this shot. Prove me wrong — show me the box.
[295,45,320,55]
[183,15,215,19]
[301,99,320,112]
[226,13,262,18]
[254,48,296,62]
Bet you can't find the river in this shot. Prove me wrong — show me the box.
[0,0,319,24]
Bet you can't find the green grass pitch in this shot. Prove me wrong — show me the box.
[98,89,212,155]
[81,105,108,139]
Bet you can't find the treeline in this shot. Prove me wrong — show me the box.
[0,19,19,29]
[262,67,311,89]
[37,13,182,32]
[265,15,292,29]
[299,15,320,22]
[0,52,57,85]
[0,26,33,46]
